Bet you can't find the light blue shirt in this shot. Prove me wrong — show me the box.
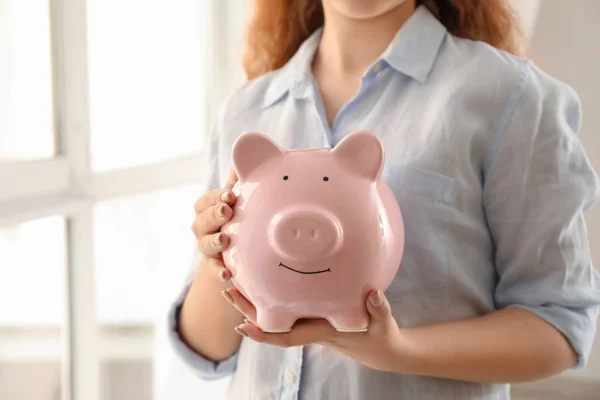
[168,6,600,400]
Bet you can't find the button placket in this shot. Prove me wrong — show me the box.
[372,61,383,74]
[285,370,295,385]
[280,347,303,400]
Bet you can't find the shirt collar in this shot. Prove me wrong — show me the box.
[263,28,322,108]
[262,5,446,108]
[382,5,447,83]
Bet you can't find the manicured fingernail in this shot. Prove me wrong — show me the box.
[370,290,383,307]
[235,326,249,337]
[217,204,226,218]
[218,269,227,282]
[221,191,232,202]
[213,233,222,246]
[221,290,234,305]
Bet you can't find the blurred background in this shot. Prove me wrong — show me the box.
[0,1,598,399]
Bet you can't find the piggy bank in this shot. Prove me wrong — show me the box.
[221,131,404,332]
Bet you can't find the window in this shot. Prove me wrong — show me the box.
[86,0,207,171]
[0,218,67,400]
[0,0,54,162]
[94,185,200,399]
[0,1,228,399]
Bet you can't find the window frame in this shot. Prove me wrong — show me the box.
[0,0,231,399]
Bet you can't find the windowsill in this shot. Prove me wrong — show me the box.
[0,325,153,361]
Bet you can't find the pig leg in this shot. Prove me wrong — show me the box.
[328,308,369,332]
[256,307,296,333]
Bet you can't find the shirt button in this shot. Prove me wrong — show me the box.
[285,371,295,384]
[372,62,383,73]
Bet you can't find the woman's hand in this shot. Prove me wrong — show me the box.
[220,286,578,382]
[221,287,409,372]
[191,168,238,281]
[179,168,242,361]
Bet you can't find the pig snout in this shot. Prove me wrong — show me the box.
[270,207,343,262]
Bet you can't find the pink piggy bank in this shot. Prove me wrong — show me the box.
[221,131,404,333]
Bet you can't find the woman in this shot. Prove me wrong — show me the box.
[170,1,600,399]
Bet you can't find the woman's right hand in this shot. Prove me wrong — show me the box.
[192,168,238,282]
[181,168,243,360]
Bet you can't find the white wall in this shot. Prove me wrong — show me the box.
[528,0,600,381]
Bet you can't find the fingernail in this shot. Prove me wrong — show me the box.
[213,233,222,246]
[217,204,226,218]
[218,269,228,282]
[221,290,234,305]
[369,290,384,307]
[235,326,249,337]
[221,191,232,202]
[244,318,250,324]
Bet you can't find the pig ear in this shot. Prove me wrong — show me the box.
[232,132,285,181]
[332,130,384,181]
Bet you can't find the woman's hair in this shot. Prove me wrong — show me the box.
[243,0,525,80]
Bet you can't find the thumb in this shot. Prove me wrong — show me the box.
[366,289,392,322]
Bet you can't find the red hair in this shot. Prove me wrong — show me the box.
[243,0,525,80]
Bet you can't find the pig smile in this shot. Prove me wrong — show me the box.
[279,262,331,275]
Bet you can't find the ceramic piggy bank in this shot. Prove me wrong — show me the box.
[221,131,404,333]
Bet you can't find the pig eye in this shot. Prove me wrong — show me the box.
[323,177,329,182]
[283,175,289,180]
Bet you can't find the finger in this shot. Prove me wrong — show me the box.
[194,189,236,214]
[198,232,229,256]
[206,257,231,282]
[221,288,257,323]
[238,319,335,348]
[366,289,392,324]
[224,168,238,190]
[195,202,233,235]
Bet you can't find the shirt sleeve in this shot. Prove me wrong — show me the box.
[483,61,600,369]
[166,106,240,380]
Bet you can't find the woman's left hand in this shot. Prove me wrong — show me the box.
[221,288,409,372]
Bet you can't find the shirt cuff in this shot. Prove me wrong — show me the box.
[167,284,239,380]
[509,303,600,370]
